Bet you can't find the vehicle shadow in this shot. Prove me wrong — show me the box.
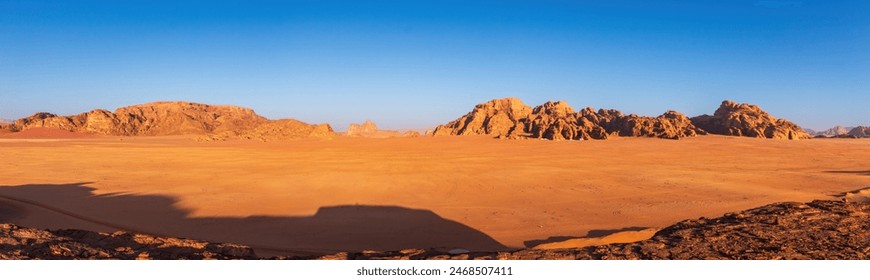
[0,182,508,257]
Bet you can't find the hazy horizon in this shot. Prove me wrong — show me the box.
[1,1,868,131]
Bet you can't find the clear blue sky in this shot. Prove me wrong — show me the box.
[1,0,867,130]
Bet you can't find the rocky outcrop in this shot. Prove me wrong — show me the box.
[314,197,870,260]
[4,101,334,140]
[112,102,269,136]
[526,101,607,140]
[602,111,703,140]
[433,98,532,138]
[435,98,810,140]
[0,223,256,260]
[848,126,870,138]
[691,100,811,140]
[346,120,420,138]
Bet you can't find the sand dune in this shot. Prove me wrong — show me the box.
[0,135,868,256]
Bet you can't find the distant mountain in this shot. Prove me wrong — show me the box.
[0,101,334,140]
[808,126,855,137]
[433,98,810,140]
[848,126,870,138]
[346,120,419,138]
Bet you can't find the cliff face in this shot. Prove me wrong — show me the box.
[4,101,334,140]
[690,100,811,140]
[434,98,810,140]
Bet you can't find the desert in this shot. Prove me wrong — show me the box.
[1,99,868,259]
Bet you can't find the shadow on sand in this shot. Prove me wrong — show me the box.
[0,183,508,257]
[825,170,870,176]
[523,226,651,248]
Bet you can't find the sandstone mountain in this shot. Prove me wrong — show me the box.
[2,101,334,140]
[346,120,420,138]
[432,98,531,138]
[435,98,810,140]
[690,100,811,140]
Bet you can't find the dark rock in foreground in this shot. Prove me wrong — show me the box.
[0,224,256,260]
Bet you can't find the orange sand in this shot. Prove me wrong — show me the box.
[1,135,868,256]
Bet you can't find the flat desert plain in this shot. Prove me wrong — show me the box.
[1,134,868,256]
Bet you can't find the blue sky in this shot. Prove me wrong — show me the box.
[1,0,867,130]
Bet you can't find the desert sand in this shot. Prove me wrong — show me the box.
[1,134,868,256]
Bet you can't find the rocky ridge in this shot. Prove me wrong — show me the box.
[434,98,810,140]
[1,101,334,140]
